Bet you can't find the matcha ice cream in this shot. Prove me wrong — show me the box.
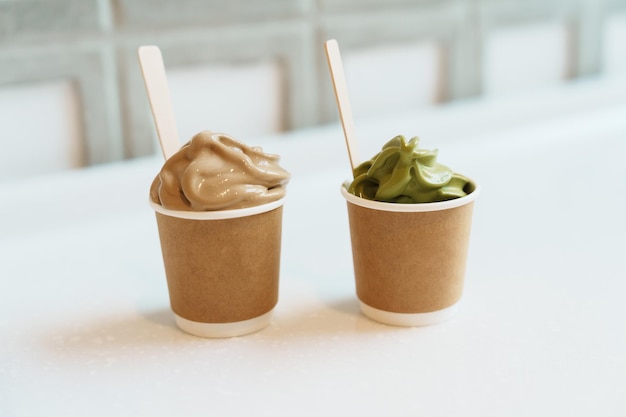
[347,135,472,203]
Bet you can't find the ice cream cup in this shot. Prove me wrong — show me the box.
[341,181,480,327]
[150,198,285,338]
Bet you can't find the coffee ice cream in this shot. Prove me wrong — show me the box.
[150,130,290,211]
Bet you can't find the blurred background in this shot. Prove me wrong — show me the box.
[0,0,625,181]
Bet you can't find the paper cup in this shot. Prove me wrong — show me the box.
[341,181,479,327]
[150,198,285,338]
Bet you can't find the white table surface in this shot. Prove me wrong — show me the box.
[2,78,626,416]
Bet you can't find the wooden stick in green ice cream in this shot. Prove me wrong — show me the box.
[324,39,360,173]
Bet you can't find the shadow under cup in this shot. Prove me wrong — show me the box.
[341,181,480,327]
[151,198,285,338]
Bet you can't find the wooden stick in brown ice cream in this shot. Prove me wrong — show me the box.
[324,39,360,173]
[138,45,181,160]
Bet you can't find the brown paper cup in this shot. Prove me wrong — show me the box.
[151,198,285,338]
[341,181,479,327]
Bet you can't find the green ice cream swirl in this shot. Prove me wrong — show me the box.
[348,135,472,203]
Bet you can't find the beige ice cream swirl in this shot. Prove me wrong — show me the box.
[150,131,290,211]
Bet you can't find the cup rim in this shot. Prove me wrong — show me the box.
[150,197,285,220]
[340,178,480,213]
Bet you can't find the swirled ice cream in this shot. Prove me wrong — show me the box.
[150,131,290,211]
[347,135,471,203]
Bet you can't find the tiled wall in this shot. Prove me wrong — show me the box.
[0,0,625,179]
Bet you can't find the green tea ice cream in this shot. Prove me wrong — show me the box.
[347,135,471,203]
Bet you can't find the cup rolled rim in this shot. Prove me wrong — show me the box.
[150,197,285,220]
[340,178,480,213]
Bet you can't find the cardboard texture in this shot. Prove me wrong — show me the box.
[155,206,283,323]
[346,200,475,314]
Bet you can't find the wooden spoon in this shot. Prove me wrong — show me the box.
[324,39,360,173]
[138,45,181,160]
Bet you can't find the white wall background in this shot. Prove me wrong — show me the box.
[167,60,284,144]
[0,80,83,179]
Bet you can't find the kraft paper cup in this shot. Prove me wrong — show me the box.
[150,198,285,338]
[341,181,479,327]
